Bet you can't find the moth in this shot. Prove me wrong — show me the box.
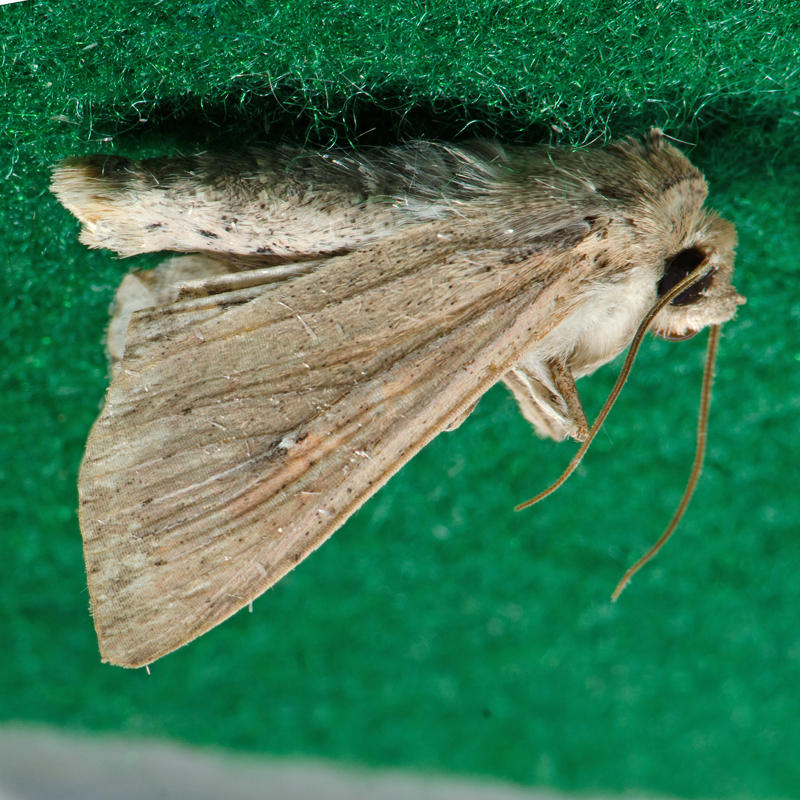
[52,130,744,668]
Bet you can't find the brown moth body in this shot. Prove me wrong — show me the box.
[52,131,744,667]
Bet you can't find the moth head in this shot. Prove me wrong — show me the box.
[651,215,745,341]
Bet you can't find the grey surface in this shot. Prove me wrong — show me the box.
[0,725,645,800]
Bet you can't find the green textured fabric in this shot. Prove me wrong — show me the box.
[2,1,799,796]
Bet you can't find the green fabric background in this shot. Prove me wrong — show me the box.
[2,0,799,795]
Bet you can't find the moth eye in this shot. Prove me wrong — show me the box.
[657,246,713,306]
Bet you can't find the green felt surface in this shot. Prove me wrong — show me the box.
[2,0,800,796]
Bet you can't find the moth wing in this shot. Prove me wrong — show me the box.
[108,254,322,361]
[79,221,588,667]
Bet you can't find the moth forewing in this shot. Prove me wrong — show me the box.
[56,131,743,667]
[78,222,597,667]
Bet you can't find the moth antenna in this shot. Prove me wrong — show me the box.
[610,323,720,601]
[515,262,715,512]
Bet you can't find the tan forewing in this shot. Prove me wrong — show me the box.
[79,220,595,667]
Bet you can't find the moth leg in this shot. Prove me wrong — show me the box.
[503,359,589,442]
[549,360,590,441]
[444,399,480,432]
[503,369,565,441]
